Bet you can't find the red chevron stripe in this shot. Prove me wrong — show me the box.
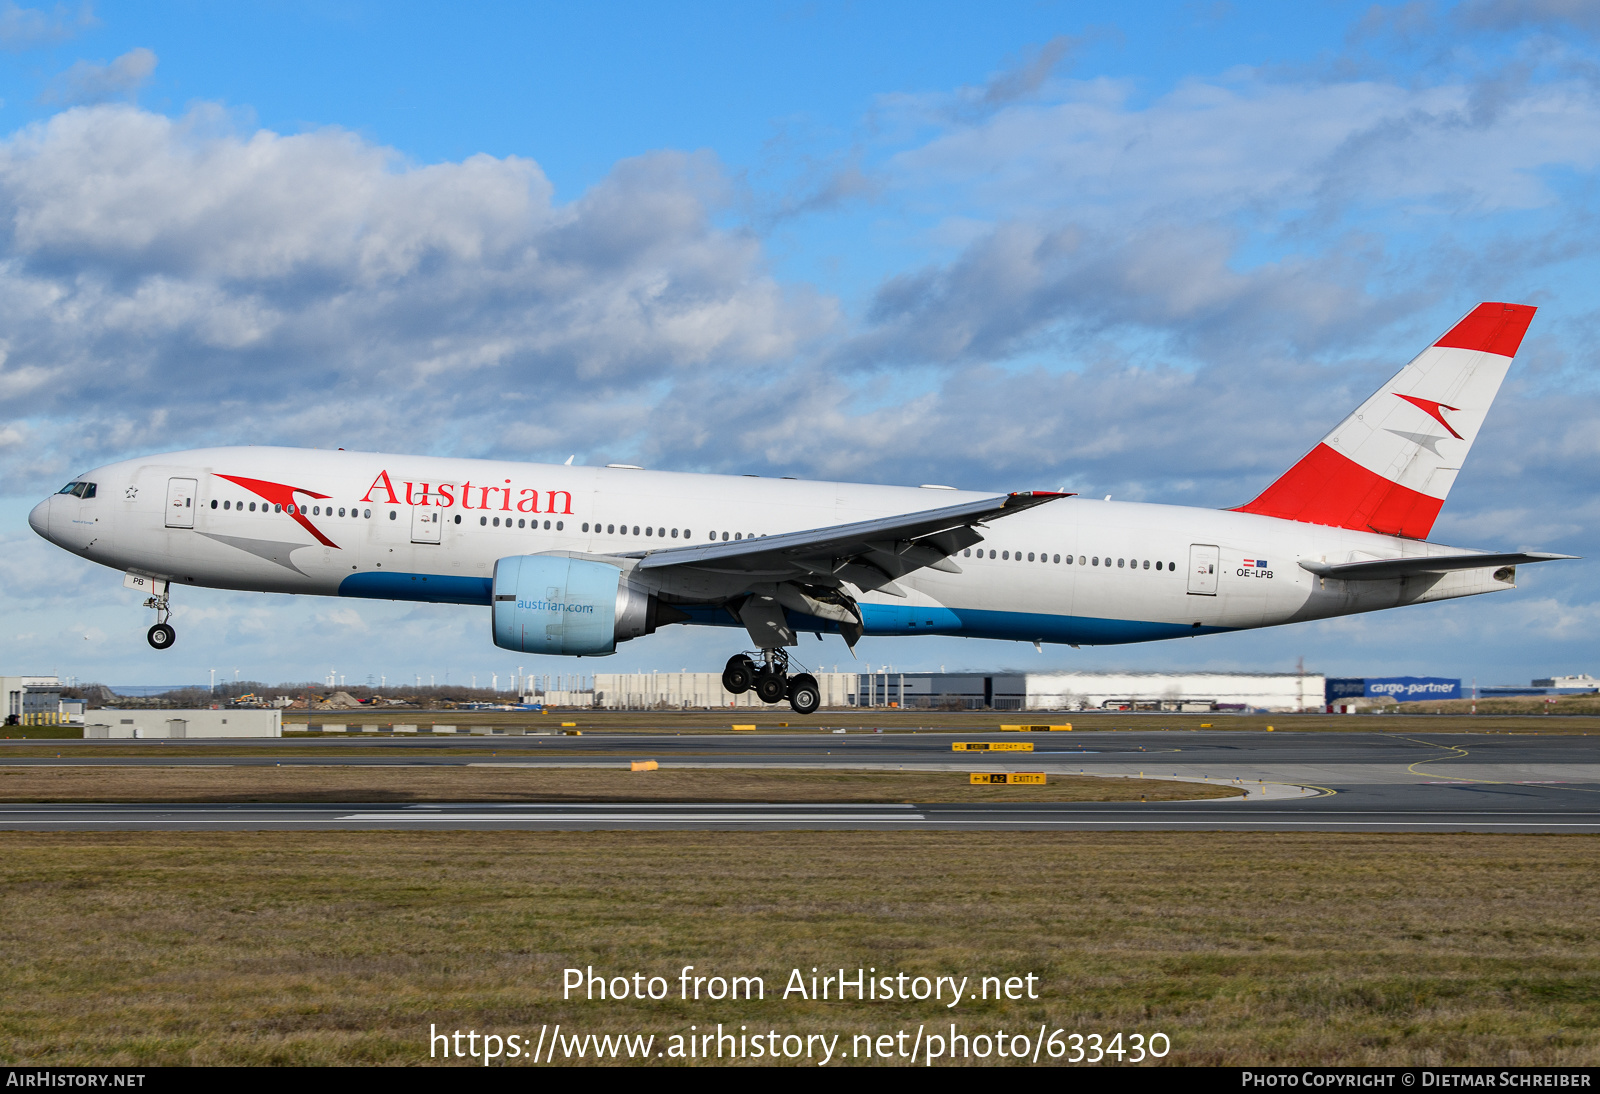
[215,474,338,549]
[1232,443,1444,539]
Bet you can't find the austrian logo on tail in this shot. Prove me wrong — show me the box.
[214,474,338,549]
[1394,394,1463,440]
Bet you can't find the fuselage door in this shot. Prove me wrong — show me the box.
[411,506,442,544]
[1187,543,1219,595]
[164,478,197,528]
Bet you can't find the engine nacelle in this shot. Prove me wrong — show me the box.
[491,554,673,655]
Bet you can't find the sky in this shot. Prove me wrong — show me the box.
[2,0,1598,691]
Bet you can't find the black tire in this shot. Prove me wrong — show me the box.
[722,654,755,695]
[787,673,820,715]
[754,671,788,704]
[147,623,176,650]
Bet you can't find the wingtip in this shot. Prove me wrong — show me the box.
[1005,490,1075,506]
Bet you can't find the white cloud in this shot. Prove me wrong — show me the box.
[0,1,94,51]
[0,104,833,491]
[42,47,156,105]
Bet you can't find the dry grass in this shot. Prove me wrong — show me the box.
[1,832,1598,1066]
[1397,695,1600,716]
[0,766,1235,803]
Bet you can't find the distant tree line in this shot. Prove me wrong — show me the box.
[62,681,534,710]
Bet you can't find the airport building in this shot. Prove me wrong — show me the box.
[83,709,282,738]
[1480,674,1600,698]
[1325,677,1462,711]
[568,669,1326,713]
[1,674,68,726]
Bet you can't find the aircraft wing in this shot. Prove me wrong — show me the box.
[1299,551,1578,581]
[625,490,1070,593]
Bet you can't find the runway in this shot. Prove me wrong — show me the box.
[2,796,1599,831]
[3,729,1599,830]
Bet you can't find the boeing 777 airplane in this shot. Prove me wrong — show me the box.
[29,302,1576,713]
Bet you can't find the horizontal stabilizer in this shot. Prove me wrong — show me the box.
[1299,552,1577,581]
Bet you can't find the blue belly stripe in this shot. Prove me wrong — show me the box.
[339,571,493,605]
[337,576,1231,645]
[678,603,1231,646]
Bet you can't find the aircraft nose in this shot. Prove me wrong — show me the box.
[28,496,53,540]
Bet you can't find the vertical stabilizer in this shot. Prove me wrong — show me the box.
[1233,302,1535,538]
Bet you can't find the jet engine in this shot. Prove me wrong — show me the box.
[490,554,686,655]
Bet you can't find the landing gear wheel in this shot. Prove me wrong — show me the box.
[787,673,820,715]
[722,654,756,695]
[754,671,788,704]
[147,623,176,650]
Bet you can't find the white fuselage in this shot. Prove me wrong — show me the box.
[30,446,1518,651]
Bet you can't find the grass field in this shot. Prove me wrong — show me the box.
[0,766,1237,803]
[1,831,1597,1066]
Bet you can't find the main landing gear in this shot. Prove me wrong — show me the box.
[145,584,175,650]
[723,650,820,716]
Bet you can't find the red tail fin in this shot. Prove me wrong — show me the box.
[1233,302,1535,538]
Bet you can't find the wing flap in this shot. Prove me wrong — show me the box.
[631,491,1069,576]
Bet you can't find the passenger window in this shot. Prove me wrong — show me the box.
[671,528,678,538]
[1092,556,1098,566]
[989,549,996,559]
[646,527,653,536]
[722,531,729,541]
[223,500,231,510]
[1027,552,1034,561]
[963,549,970,557]
[582,523,589,532]
[1155,561,1162,570]
[608,524,615,534]
[389,511,397,520]
[557,521,564,530]
[735,532,742,540]
[493,517,500,527]
[1053,554,1060,563]
[210,500,218,509]
[632,525,639,535]
[546,520,553,530]
[1143,559,1150,569]
[1118,558,1125,567]
[453,514,461,524]
[480,516,487,526]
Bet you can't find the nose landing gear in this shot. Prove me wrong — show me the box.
[721,649,821,715]
[144,582,175,649]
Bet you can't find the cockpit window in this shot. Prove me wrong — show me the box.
[56,481,96,498]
